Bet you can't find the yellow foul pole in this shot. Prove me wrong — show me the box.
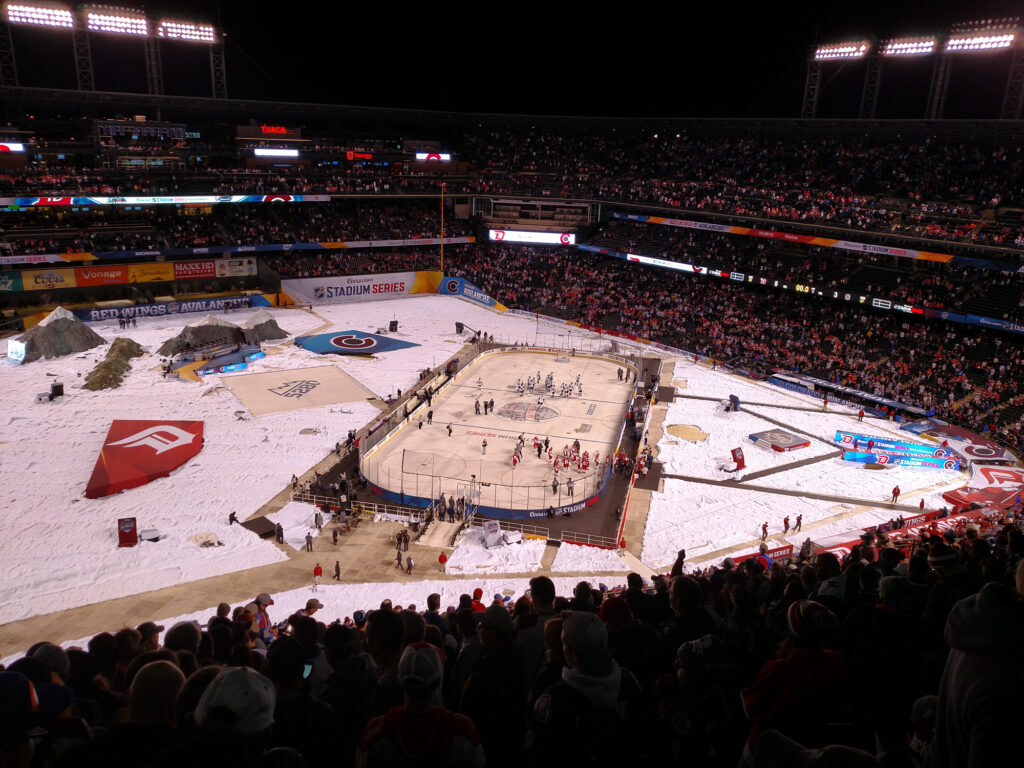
[440,182,446,274]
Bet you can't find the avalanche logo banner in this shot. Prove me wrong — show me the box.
[85,420,204,498]
[294,330,420,356]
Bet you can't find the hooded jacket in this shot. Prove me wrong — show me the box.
[930,581,1024,768]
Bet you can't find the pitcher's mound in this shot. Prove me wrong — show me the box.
[668,425,709,442]
[224,365,378,417]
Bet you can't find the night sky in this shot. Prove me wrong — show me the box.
[8,0,1024,118]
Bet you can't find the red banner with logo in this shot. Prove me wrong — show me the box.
[173,260,217,280]
[85,420,204,498]
[75,265,128,286]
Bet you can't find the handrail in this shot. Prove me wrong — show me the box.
[289,489,428,522]
[560,530,619,549]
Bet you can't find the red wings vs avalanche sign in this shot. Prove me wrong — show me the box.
[85,420,204,498]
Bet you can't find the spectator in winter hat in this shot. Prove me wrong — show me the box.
[358,643,484,768]
[922,542,983,649]
[523,611,644,767]
[931,559,1024,768]
[741,600,845,762]
[470,589,486,613]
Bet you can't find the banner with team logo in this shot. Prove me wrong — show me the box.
[436,276,507,311]
[899,420,1017,463]
[942,465,1024,509]
[84,420,204,498]
[841,450,961,470]
[834,431,956,457]
[281,271,442,305]
[294,330,420,356]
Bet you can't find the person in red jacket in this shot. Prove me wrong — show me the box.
[312,562,323,591]
[741,600,845,764]
[471,588,487,612]
[891,486,901,503]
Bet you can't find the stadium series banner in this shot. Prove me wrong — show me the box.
[281,271,442,305]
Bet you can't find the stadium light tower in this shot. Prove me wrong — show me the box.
[927,18,1023,118]
[802,40,871,118]
[1,2,226,96]
[858,35,938,118]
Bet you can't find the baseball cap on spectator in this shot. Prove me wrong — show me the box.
[0,671,74,741]
[31,643,71,680]
[353,610,367,629]
[194,667,275,735]
[256,593,274,606]
[479,605,513,634]
[137,621,165,642]
[562,611,612,675]
[398,642,443,695]
[786,600,837,646]
[305,599,323,611]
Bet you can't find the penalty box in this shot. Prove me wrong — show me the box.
[359,349,638,519]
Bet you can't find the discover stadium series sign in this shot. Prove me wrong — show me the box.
[281,271,442,305]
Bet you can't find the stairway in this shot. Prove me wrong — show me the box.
[417,520,460,549]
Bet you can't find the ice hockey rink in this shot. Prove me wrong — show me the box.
[359,349,637,514]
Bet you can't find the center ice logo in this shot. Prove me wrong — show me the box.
[497,402,559,422]
[269,380,320,398]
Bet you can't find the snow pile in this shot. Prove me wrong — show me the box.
[444,526,546,574]
[266,501,319,551]
[551,542,630,572]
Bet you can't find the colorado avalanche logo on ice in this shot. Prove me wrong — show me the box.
[330,334,377,350]
[295,330,420,356]
[498,402,559,422]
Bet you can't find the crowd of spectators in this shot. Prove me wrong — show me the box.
[4,517,1023,768]
[0,201,472,255]
[3,128,1024,249]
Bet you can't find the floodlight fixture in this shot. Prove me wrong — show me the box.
[881,37,937,56]
[157,19,216,44]
[814,41,870,60]
[5,2,74,29]
[945,32,1016,53]
[85,5,147,36]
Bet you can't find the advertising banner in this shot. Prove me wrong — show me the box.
[128,263,175,283]
[72,294,272,322]
[1,194,330,206]
[899,420,1016,463]
[21,267,76,291]
[75,265,129,286]
[173,260,217,280]
[834,431,956,457]
[841,451,961,470]
[282,271,442,305]
[0,270,22,291]
[436,276,507,311]
[215,258,258,277]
